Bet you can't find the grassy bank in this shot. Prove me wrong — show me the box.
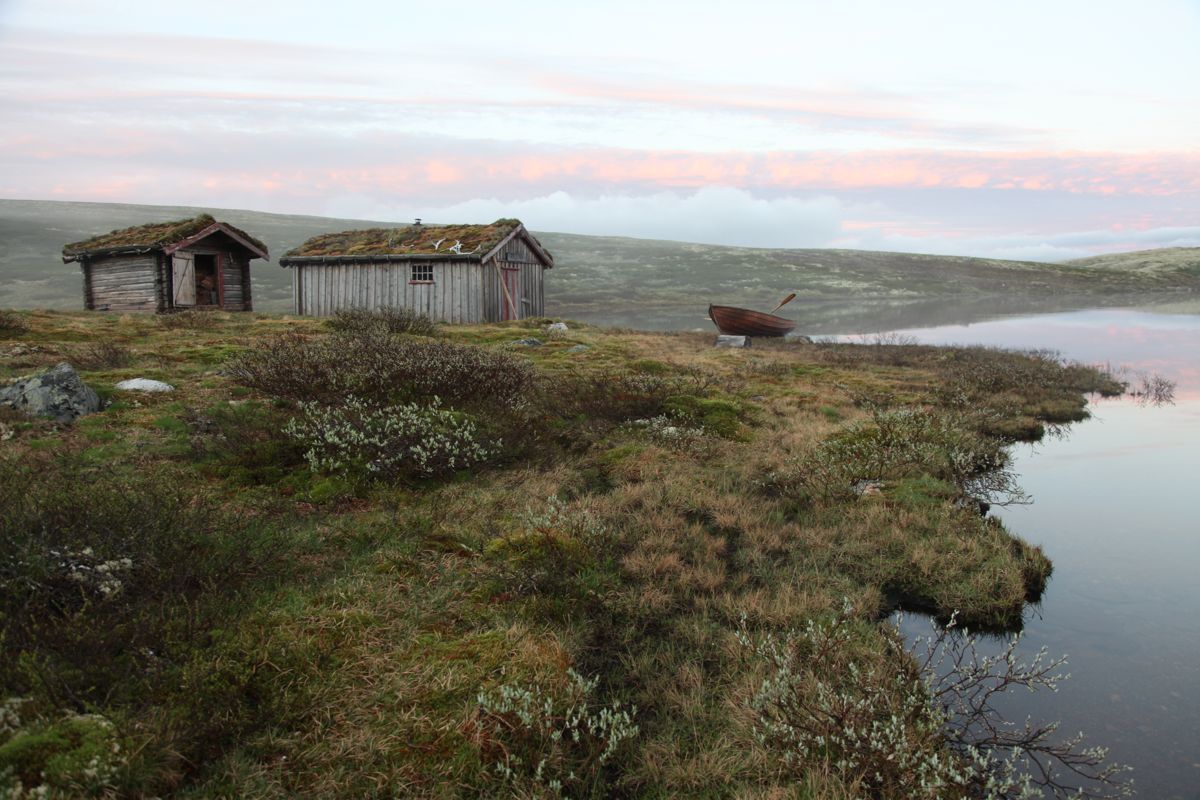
[0,309,1123,798]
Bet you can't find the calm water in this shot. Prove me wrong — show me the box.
[850,309,1200,799]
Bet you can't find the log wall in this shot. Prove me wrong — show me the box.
[85,255,160,312]
[220,252,250,311]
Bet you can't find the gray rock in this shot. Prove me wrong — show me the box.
[566,344,590,353]
[546,322,569,333]
[0,362,103,423]
[513,338,543,347]
[715,335,749,348]
[114,378,175,393]
[851,480,885,497]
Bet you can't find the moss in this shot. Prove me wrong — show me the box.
[284,219,536,258]
[663,394,745,439]
[63,214,268,257]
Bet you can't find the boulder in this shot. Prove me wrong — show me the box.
[115,378,175,393]
[512,338,543,347]
[715,335,749,348]
[566,344,590,353]
[546,322,569,333]
[0,362,103,423]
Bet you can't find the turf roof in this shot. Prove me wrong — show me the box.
[284,219,529,258]
[63,214,268,257]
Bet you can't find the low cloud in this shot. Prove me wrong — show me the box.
[324,188,847,249]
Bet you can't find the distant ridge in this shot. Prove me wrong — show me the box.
[2,198,1197,332]
[1065,247,1200,276]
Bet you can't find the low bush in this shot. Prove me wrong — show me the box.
[285,396,498,482]
[549,369,717,424]
[0,310,29,337]
[774,406,1022,506]
[737,607,1131,799]
[327,306,438,337]
[75,340,134,370]
[475,669,639,797]
[186,401,307,485]
[226,329,535,411]
[0,704,125,798]
[485,496,614,596]
[0,457,293,721]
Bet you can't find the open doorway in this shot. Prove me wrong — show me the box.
[193,254,219,306]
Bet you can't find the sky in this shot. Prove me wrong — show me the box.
[1,0,1198,260]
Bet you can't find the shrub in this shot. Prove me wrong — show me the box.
[485,496,613,595]
[75,340,134,370]
[226,329,535,410]
[476,669,639,797]
[737,606,1130,799]
[285,395,497,482]
[327,306,438,337]
[186,401,307,485]
[773,407,1023,506]
[0,704,125,798]
[0,458,291,709]
[550,369,716,423]
[0,310,29,337]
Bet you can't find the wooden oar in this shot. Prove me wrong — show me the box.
[769,292,797,314]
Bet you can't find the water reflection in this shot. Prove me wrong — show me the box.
[874,308,1200,799]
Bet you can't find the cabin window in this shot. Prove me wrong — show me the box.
[411,263,434,283]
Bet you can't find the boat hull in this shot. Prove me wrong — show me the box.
[708,304,796,337]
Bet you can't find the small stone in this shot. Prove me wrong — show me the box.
[0,362,103,423]
[715,335,749,348]
[546,322,569,333]
[114,378,175,393]
[566,344,590,353]
[512,338,543,347]
[852,480,885,497]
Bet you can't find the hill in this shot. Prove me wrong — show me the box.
[1066,246,1200,276]
[2,199,1196,333]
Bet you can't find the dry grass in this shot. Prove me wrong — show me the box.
[0,311,1115,798]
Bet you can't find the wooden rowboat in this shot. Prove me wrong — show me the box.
[708,304,796,337]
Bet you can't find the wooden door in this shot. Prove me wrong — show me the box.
[501,267,521,320]
[172,253,195,306]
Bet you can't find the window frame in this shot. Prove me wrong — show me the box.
[409,262,434,284]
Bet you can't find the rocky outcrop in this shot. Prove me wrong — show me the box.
[0,362,103,423]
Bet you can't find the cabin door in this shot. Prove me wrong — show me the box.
[172,253,196,307]
[500,266,521,320]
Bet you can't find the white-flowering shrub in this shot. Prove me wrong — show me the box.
[476,669,639,796]
[737,605,1131,799]
[628,414,707,448]
[46,548,133,599]
[285,396,497,481]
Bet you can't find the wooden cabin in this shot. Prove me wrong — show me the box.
[279,219,554,322]
[62,214,268,313]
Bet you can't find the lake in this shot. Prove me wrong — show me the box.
[847,308,1200,799]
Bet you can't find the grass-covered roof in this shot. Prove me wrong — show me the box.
[63,214,268,257]
[284,219,527,259]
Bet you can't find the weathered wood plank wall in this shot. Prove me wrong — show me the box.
[220,252,248,310]
[294,261,485,322]
[485,236,546,321]
[85,255,160,312]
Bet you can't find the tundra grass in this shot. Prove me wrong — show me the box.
[0,309,1120,798]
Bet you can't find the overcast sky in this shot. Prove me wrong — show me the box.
[1,0,1198,260]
